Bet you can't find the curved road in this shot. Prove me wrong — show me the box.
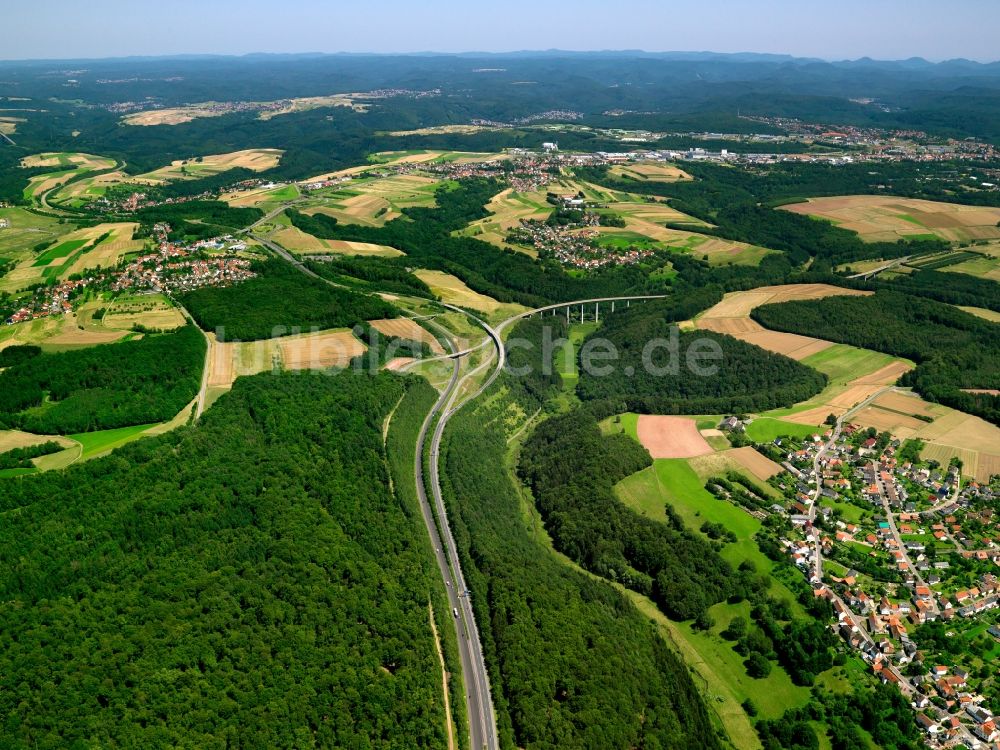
[266,236,671,749]
[417,294,671,749]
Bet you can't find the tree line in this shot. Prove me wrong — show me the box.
[752,291,1000,425]
[179,257,398,341]
[574,295,828,416]
[0,325,204,434]
[0,371,450,747]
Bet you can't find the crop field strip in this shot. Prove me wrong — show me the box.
[783,195,1000,243]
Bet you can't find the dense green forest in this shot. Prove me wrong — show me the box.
[305,256,434,298]
[0,325,204,433]
[179,258,397,341]
[287,182,667,307]
[519,409,742,619]
[437,317,724,748]
[878,268,1000,313]
[574,295,827,415]
[134,200,264,241]
[0,440,62,470]
[0,371,449,748]
[752,291,1000,424]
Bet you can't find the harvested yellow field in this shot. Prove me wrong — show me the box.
[959,306,1000,323]
[207,329,365,388]
[725,446,783,481]
[0,430,75,453]
[853,360,914,386]
[0,117,25,135]
[303,173,440,226]
[699,284,871,320]
[414,270,505,313]
[21,152,116,170]
[369,318,445,353]
[695,285,870,360]
[102,295,186,331]
[62,223,143,276]
[609,161,693,182]
[696,317,833,360]
[45,325,129,347]
[270,226,404,257]
[783,196,1000,243]
[852,406,927,437]
[279,330,366,369]
[324,240,403,257]
[873,390,938,418]
[915,410,1000,447]
[134,149,283,183]
[0,316,66,349]
[123,96,363,126]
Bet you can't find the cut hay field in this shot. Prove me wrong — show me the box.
[134,149,283,183]
[845,392,1000,483]
[122,95,364,127]
[783,195,1000,243]
[0,430,75,454]
[206,328,365,390]
[958,306,1000,323]
[369,318,444,353]
[413,270,526,318]
[0,117,25,135]
[21,152,116,171]
[694,284,871,360]
[763,344,913,427]
[609,161,693,183]
[270,224,403,257]
[635,415,713,459]
[302,174,441,226]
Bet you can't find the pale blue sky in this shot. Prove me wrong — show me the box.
[3,0,998,62]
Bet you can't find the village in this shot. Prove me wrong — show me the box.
[720,415,1000,748]
[5,224,256,326]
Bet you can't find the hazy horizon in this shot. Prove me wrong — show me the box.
[4,0,999,63]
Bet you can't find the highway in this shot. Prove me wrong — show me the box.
[407,294,671,749]
[262,236,684,749]
[411,320,498,750]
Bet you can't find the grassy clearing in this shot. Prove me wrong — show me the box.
[598,412,640,442]
[744,417,822,442]
[616,458,803,613]
[69,423,159,459]
[800,344,903,386]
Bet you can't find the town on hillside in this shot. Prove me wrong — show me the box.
[720,415,1000,748]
